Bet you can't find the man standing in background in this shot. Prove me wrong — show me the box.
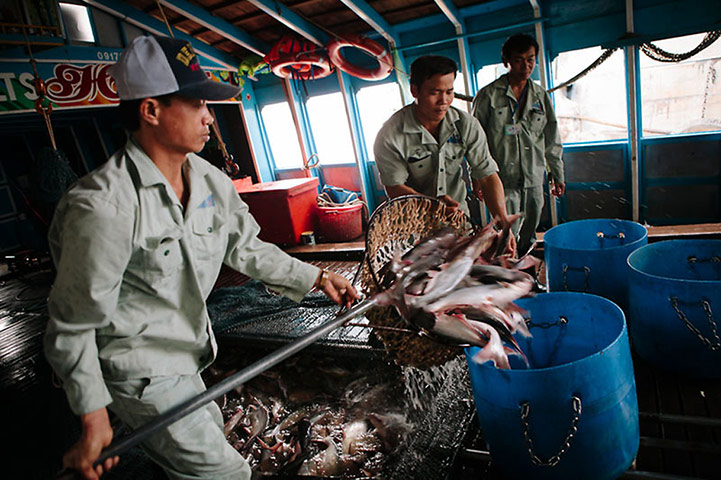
[472,33,564,257]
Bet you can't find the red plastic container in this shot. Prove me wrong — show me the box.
[316,203,364,242]
[235,177,319,245]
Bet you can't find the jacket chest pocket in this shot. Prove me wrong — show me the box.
[407,151,432,182]
[138,229,184,284]
[489,105,510,132]
[528,110,546,134]
[441,143,465,175]
[191,213,227,262]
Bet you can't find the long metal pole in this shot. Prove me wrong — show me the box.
[57,298,379,479]
[529,0,558,227]
[626,0,640,222]
[337,69,372,207]
[282,78,312,178]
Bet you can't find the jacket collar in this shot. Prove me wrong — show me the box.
[401,103,462,145]
[125,137,211,214]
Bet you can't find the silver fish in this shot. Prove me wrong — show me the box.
[424,276,533,313]
[407,228,498,310]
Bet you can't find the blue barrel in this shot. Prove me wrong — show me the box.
[627,240,721,378]
[465,292,639,480]
[544,219,647,311]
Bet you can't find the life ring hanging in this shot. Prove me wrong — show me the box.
[270,52,333,81]
[327,34,393,81]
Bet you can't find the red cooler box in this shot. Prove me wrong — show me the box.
[235,177,319,245]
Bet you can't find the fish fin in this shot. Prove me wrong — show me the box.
[473,344,511,369]
[472,347,497,368]
[504,345,530,368]
[506,306,533,338]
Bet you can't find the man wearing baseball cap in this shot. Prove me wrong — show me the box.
[44,35,358,479]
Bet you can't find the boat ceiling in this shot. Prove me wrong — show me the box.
[122,0,500,60]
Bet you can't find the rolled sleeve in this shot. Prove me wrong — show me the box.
[223,190,319,302]
[45,195,133,415]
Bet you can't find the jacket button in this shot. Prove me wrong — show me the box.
[207,227,213,233]
[164,250,170,256]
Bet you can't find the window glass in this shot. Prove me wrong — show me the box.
[476,63,507,90]
[356,83,403,161]
[305,92,355,165]
[640,32,721,136]
[260,102,303,169]
[452,72,470,111]
[60,3,95,43]
[552,46,628,143]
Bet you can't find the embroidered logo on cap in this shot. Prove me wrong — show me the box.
[176,45,198,70]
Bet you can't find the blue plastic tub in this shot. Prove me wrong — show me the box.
[543,219,647,311]
[627,240,721,378]
[465,292,639,480]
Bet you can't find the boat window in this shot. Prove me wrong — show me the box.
[639,32,721,137]
[552,46,628,143]
[452,72,469,111]
[305,92,356,165]
[356,83,403,162]
[59,3,95,44]
[260,102,304,169]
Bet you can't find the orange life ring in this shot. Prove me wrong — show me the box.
[270,52,333,81]
[327,34,393,81]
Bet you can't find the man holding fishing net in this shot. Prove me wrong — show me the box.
[44,35,358,480]
[373,55,516,254]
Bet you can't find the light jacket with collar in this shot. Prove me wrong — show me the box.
[373,103,498,214]
[44,138,319,415]
[472,74,564,189]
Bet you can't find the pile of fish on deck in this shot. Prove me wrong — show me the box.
[207,355,410,477]
[210,217,538,477]
[373,214,539,369]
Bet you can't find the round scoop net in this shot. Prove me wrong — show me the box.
[359,195,471,369]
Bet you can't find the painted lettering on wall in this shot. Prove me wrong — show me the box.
[0,62,243,114]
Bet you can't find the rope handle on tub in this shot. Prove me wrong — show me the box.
[520,395,582,467]
[669,297,721,351]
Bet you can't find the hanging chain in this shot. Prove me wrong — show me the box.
[520,395,582,467]
[548,31,720,96]
[687,255,721,264]
[597,231,625,241]
[526,315,568,329]
[640,31,721,63]
[548,48,619,93]
[23,28,57,150]
[669,297,721,351]
[562,265,591,292]
[206,108,240,177]
[526,316,568,368]
[702,64,717,119]
[209,119,239,177]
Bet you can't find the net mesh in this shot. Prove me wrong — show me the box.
[359,195,472,369]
